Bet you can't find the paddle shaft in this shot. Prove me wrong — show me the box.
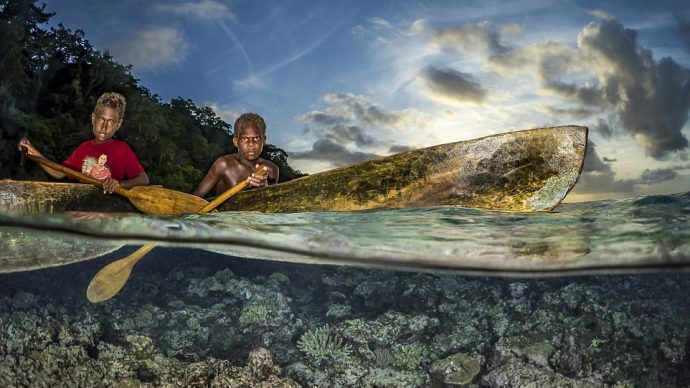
[25,153,129,195]
[199,166,268,212]
[24,152,210,215]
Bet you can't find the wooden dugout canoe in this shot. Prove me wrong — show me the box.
[0,125,587,214]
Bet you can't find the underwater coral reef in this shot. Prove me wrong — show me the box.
[1,248,689,387]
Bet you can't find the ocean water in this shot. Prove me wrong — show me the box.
[2,191,689,274]
[0,192,689,386]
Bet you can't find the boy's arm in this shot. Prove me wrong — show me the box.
[18,139,67,180]
[193,160,222,198]
[120,172,150,189]
[101,172,149,193]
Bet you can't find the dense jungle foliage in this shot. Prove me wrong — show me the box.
[0,0,305,194]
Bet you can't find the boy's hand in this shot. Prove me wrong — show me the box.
[248,165,269,187]
[18,138,40,156]
[102,178,120,194]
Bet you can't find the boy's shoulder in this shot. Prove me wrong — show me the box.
[213,153,243,169]
[217,153,241,163]
[213,153,277,170]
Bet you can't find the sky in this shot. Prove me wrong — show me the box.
[42,0,690,202]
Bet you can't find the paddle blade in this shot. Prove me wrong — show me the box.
[87,243,155,302]
[86,170,261,303]
[125,186,209,215]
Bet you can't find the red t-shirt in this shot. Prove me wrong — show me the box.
[63,140,145,181]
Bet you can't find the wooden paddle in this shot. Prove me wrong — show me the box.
[24,153,209,215]
[86,165,269,303]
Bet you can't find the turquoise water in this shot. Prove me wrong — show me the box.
[1,191,689,275]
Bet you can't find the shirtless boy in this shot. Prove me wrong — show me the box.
[193,113,279,197]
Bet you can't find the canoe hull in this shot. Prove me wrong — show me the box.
[0,125,587,214]
[0,180,138,214]
[222,125,587,212]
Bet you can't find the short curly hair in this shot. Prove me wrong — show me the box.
[94,92,126,119]
[234,113,266,139]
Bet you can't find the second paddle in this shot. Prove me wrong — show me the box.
[86,165,269,302]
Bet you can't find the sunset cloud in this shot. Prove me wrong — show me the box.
[488,16,690,158]
[293,93,430,167]
[421,66,487,104]
[432,22,508,55]
[290,139,379,166]
[571,141,636,195]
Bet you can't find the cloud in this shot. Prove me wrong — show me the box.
[421,66,487,104]
[577,17,690,157]
[432,21,508,55]
[582,141,611,173]
[673,10,690,53]
[389,145,413,153]
[155,0,234,20]
[639,168,678,184]
[297,93,425,136]
[310,122,374,147]
[542,79,607,107]
[672,162,690,171]
[544,105,599,119]
[298,108,374,148]
[290,139,379,166]
[205,102,241,127]
[353,17,428,40]
[322,93,412,127]
[293,93,428,166]
[110,27,189,72]
[572,141,684,197]
[572,172,636,195]
[489,16,690,159]
[368,17,394,30]
[572,141,636,194]
[593,118,614,138]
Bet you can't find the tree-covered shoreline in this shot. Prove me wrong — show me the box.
[0,0,304,194]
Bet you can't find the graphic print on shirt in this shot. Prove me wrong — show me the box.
[81,154,111,180]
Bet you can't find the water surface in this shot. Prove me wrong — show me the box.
[1,191,689,275]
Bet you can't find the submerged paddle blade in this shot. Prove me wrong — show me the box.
[87,243,155,302]
[126,186,209,215]
[87,167,266,303]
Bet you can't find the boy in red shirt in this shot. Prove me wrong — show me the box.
[19,92,149,193]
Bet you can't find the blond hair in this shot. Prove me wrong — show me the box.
[234,113,266,138]
[94,92,126,119]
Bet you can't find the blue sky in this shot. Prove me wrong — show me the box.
[43,0,690,201]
